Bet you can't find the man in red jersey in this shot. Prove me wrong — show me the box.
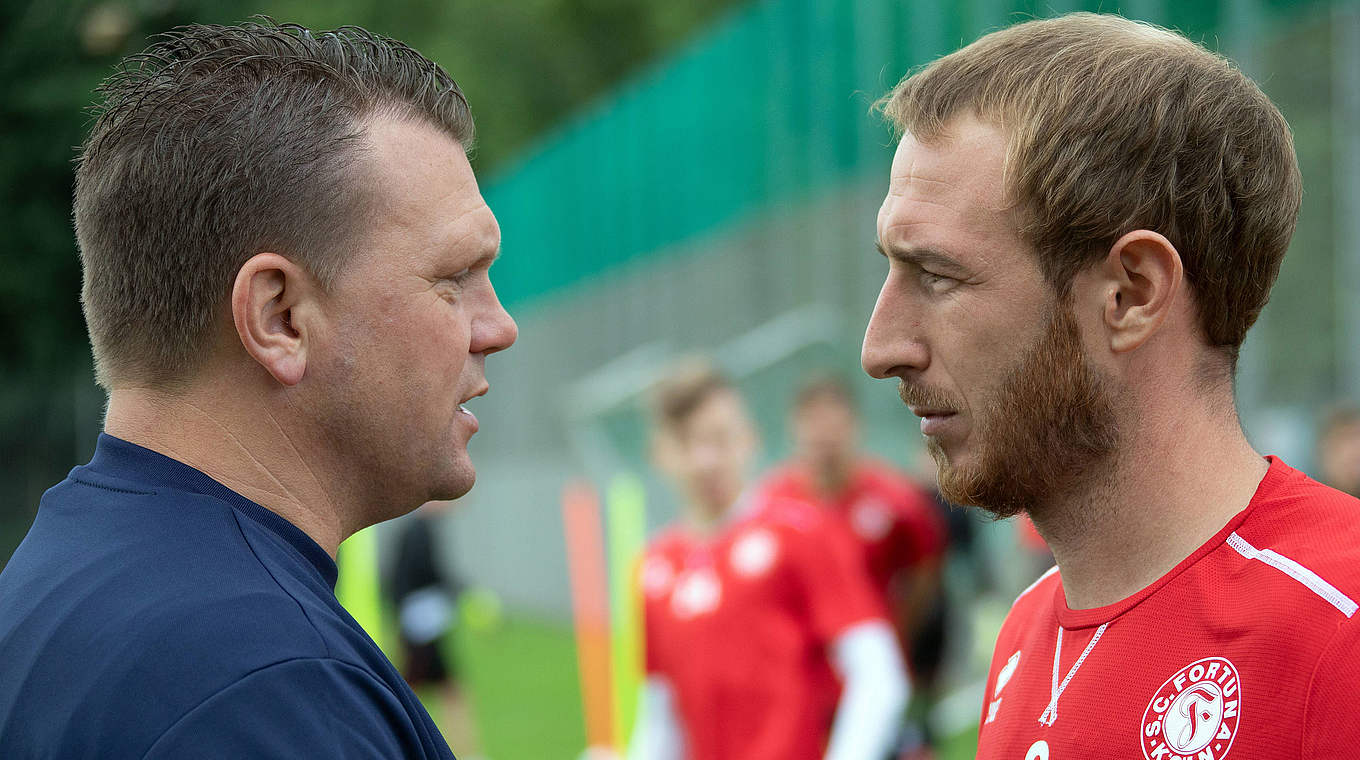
[759,375,947,755]
[629,361,907,760]
[862,12,1359,760]
[767,377,946,755]
[762,376,946,648]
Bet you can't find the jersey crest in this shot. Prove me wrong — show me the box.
[1141,657,1240,760]
[730,529,778,578]
[851,497,894,541]
[671,568,722,619]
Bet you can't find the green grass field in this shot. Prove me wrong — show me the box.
[453,617,587,758]
[427,616,978,760]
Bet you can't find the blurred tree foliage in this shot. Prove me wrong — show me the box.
[0,0,741,564]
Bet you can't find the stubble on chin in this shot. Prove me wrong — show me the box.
[430,457,476,502]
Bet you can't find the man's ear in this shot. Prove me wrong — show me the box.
[1098,230,1185,354]
[230,253,320,386]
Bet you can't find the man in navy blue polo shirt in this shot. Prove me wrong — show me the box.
[0,20,517,759]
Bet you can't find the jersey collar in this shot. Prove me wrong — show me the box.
[82,433,339,589]
[1052,456,1284,629]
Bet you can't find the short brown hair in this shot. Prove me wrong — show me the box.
[793,373,855,412]
[880,13,1301,369]
[75,19,474,389]
[649,359,736,432]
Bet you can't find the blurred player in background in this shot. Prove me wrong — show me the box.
[863,12,1360,758]
[1316,404,1360,498]
[758,375,946,758]
[630,360,907,760]
[387,501,482,758]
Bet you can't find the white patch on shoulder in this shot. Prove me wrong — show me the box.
[671,569,722,619]
[730,529,778,578]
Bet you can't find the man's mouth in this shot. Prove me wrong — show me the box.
[897,381,960,425]
[910,407,957,436]
[458,386,489,425]
[459,385,489,407]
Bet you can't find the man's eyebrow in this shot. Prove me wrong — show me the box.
[874,240,968,275]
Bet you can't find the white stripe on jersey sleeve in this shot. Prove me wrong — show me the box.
[1225,532,1358,618]
[1014,565,1060,606]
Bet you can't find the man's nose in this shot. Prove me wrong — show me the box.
[475,288,518,356]
[862,276,928,379]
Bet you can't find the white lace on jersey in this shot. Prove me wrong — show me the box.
[1037,622,1108,727]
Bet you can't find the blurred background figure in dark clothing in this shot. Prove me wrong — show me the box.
[387,501,482,759]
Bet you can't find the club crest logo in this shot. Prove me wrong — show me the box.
[1141,657,1240,760]
[851,498,894,541]
[671,569,722,619]
[730,529,778,578]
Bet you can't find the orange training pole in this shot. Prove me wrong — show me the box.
[563,481,616,750]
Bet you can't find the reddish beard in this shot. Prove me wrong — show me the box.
[902,300,1120,518]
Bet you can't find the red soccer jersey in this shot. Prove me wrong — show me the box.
[758,459,946,596]
[640,494,886,760]
[977,458,1360,760]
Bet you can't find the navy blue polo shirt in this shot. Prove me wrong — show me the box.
[0,434,456,759]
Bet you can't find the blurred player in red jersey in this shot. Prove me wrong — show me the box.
[629,361,908,760]
[758,375,946,757]
[863,12,1360,760]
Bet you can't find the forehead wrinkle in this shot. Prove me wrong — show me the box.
[879,196,967,250]
[880,209,1007,281]
[881,148,1012,259]
[888,171,958,193]
[893,125,1013,211]
[886,182,1015,250]
[882,162,956,227]
[880,216,947,239]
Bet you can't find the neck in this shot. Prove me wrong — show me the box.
[808,456,854,496]
[682,497,736,538]
[103,383,350,558]
[1033,393,1267,610]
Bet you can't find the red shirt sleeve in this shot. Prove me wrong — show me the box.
[638,546,674,675]
[890,477,947,565]
[784,506,888,642]
[642,594,661,675]
[1302,618,1360,758]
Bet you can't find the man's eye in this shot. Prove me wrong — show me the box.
[447,268,472,285]
[919,271,953,290]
